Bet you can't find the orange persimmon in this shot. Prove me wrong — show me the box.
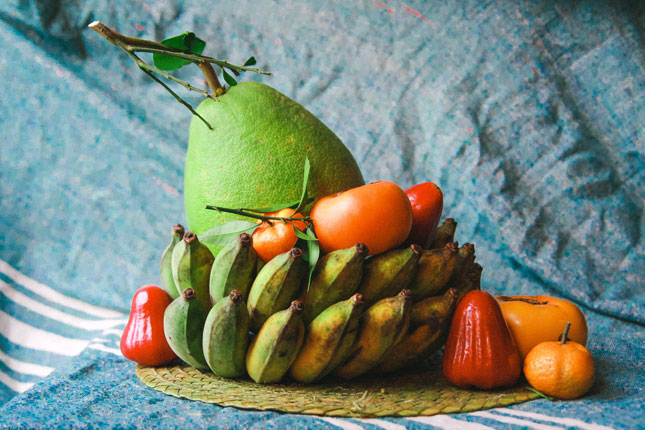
[496,295,588,361]
[311,181,413,255]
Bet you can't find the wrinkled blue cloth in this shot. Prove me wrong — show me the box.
[0,0,643,428]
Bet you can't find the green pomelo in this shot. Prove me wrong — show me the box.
[185,82,365,252]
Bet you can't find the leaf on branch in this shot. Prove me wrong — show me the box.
[244,56,257,66]
[222,68,238,86]
[199,220,258,247]
[296,157,311,212]
[153,32,206,71]
[304,226,320,291]
[527,387,556,401]
[293,225,318,241]
[244,200,300,213]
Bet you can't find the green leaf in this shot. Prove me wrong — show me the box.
[304,226,320,291]
[243,56,257,66]
[293,225,318,241]
[199,220,258,247]
[527,387,556,401]
[295,157,311,212]
[243,200,300,213]
[222,68,237,86]
[153,32,206,71]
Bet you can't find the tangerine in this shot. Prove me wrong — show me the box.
[251,208,307,263]
[523,323,595,400]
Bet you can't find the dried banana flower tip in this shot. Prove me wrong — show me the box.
[355,243,369,255]
[290,300,304,313]
[229,289,244,303]
[184,232,198,243]
[446,242,458,253]
[410,244,423,254]
[239,233,252,245]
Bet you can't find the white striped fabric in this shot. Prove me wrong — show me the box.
[0,259,125,398]
[493,409,615,430]
[0,259,123,318]
[408,415,497,429]
[469,411,565,429]
[358,418,407,430]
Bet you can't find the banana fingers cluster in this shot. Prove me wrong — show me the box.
[158,216,479,384]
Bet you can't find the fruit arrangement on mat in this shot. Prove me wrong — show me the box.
[91,23,595,408]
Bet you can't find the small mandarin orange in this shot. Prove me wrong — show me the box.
[523,322,595,400]
[251,208,306,263]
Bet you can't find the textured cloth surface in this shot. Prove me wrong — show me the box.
[0,0,643,428]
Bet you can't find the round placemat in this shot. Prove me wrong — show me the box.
[136,363,538,417]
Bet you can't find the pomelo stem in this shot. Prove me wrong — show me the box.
[198,62,224,96]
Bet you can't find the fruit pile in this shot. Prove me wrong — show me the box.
[123,179,484,383]
[163,207,477,383]
[122,181,595,401]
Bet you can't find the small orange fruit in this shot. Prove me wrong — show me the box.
[251,208,307,263]
[524,322,595,400]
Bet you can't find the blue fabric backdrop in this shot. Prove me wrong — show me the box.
[0,0,643,428]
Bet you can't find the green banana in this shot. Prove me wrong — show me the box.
[171,231,215,310]
[444,242,475,294]
[160,224,184,300]
[409,242,458,300]
[334,289,413,380]
[429,218,457,249]
[247,248,306,332]
[163,288,209,369]
[246,300,305,383]
[374,288,458,373]
[455,262,482,300]
[202,289,250,378]
[209,232,258,303]
[290,293,365,383]
[299,243,368,324]
[357,245,422,305]
[411,287,460,326]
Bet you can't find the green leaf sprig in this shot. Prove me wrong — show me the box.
[153,32,206,70]
[88,21,270,129]
[204,157,320,289]
[198,220,259,247]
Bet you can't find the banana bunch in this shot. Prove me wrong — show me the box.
[157,217,481,384]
